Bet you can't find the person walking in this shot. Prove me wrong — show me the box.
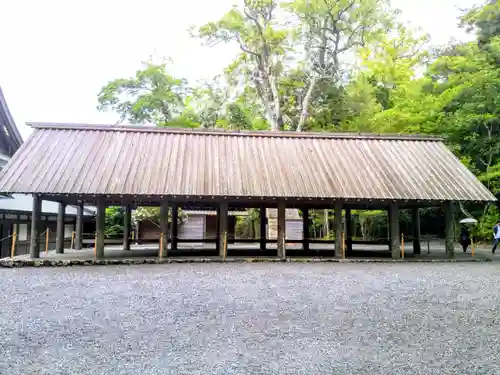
[493,220,500,254]
[460,226,471,253]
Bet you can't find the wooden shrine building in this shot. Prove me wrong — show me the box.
[0,123,495,259]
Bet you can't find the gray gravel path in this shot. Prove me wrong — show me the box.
[0,263,499,375]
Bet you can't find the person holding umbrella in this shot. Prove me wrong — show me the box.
[459,225,471,252]
[459,217,477,254]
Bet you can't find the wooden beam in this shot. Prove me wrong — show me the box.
[277,201,286,259]
[259,205,266,251]
[171,204,179,251]
[412,208,421,254]
[123,205,131,251]
[389,203,401,259]
[29,195,42,258]
[218,202,228,258]
[159,201,169,258]
[55,202,66,254]
[95,200,106,259]
[443,201,454,257]
[74,202,83,250]
[334,201,342,258]
[302,208,309,252]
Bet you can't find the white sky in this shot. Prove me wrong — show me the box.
[0,0,480,139]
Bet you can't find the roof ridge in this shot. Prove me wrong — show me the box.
[26,122,443,142]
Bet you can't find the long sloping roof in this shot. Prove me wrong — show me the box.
[0,123,495,202]
[0,87,23,154]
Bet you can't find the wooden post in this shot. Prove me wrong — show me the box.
[171,204,178,251]
[95,199,106,259]
[29,195,42,258]
[277,202,286,259]
[345,209,352,255]
[75,202,83,250]
[334,202,342,258]
[260,205,266,251]
[0,224,10,258]
[45,228,50,254]
[10,231,17,258]
[159,201,169,258]
[412,208,421,254]
[471,235,475,257]
[93,233,97,259]
[55,202,66,254]
[443,201,455,257]
[389,203,401,259]
[218,202,228,258]
[302,208,309,252]
[401,233,405,259]
[71,231,75,249]
[123,205,132,251]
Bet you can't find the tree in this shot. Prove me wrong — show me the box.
[97,61,188,125]
[285,0,394,131]
[196,0,290,131]
[104,207,124,238]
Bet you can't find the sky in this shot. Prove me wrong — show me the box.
[0,0,481,140]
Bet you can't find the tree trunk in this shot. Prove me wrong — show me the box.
[296,76,317,132]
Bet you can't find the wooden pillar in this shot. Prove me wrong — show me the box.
[302,208,309,252]
[412,207,421,255]
[218,202,228,258]
[277,201,286,259]
[334,201,342,258]
[171,204,178,251]
[29,195,42,258]
[95,200,106,259]
[123,205,131,251]
[74,202,83,250]
[260,205,266,251]
[159,200,169,258]
[443,201,454,257]
[345,209,353,254]
[55,202,66,254]
[389,203,401,259]
[0,224,10,258]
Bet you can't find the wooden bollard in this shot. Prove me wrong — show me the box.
[93,233,97,259]
[45,228,50,254]
[401,233,405,259]
[71,231,75,249]
[10,232,17,259]
[223,231,228,261]
[471,235,475,257]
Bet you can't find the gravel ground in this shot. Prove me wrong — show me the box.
[0,264,499,375]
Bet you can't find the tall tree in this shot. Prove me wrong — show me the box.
[97,61,188,125]
[285,0,394,131]
[196,0,289,131]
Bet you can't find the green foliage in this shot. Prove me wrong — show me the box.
[104,206,124,238]
[97,61,188,125]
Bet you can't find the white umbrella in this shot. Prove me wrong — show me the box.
[459,218,478,224]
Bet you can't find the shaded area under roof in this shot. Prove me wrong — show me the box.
[0,123,495,203]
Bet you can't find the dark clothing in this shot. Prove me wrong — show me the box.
[460,228,470,253]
